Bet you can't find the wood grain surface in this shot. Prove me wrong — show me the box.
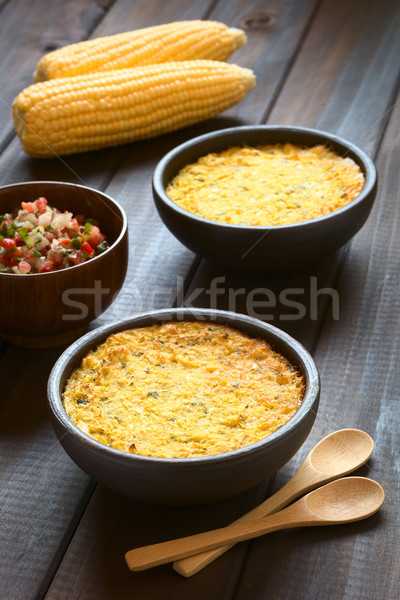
[0,0,399,599]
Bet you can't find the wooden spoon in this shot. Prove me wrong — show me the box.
[174,428,373,576]
[125,476,384,572]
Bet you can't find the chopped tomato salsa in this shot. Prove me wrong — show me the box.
[0,197,109,274]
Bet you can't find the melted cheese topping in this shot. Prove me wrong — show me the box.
[62,321,305,458]
[166,143,365,226]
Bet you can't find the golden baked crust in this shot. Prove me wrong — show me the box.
[62,321,305,458]
[166,143,365,226]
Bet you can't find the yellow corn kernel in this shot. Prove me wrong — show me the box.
[33,20,247,82]
[12,60,255,158]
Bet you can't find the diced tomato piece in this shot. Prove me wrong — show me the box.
[34,197,48,213]
[70,218,81,233]
[40,261,57,272]
[1,238,17,252]
[58,237,72,247]
[9,253,22,266]
[85,225,105,248]
[21,202,35,213]
[0,250,10,265]
[44,231,55,243]
[23,249,35,262]
[68,250,83,265]
[46,249,64,266]
[81,241,94,255]
[14,232,26,246]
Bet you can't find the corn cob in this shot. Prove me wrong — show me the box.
[12,60,255,158]
[33,20,247,82]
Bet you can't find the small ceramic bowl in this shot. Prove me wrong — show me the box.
[0,181,128,348]
[152,125,377,274]
[47,308,320,506]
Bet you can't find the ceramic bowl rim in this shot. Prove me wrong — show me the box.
[0,180,128,279]
[153,124,377,231]
[48,307,320,467]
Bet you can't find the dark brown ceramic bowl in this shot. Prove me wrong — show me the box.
[153,125,377,274]
[47,308,320,506]
[0,181,128,348]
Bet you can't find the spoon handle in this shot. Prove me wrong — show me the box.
[173,458,321,576]
[125,501,311,572]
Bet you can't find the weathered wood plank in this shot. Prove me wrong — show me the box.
[0,1,223,598]
[227,0,400,596]
[0,0,11,11]
[1,1,398,600]
[0,0,219,182]
[234,84,400,600]
[0,0,115,152]
[209,0,321,122]
[0,0,296,597]
[184,0,400,350]
[163,1,400,597]
[181,252,343,353]
[268,0,400,155]
[37,2,323,599]
[88,0,216,34]
[43,482,274,600]
[0,345,96,600]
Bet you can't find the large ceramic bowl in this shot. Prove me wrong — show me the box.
[152,125,377,274]
[47,308,320,506]
[0,181,128,348]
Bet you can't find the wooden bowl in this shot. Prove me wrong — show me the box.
[0,181,128,348]
[47,308,320,506]
[152,125,378,274]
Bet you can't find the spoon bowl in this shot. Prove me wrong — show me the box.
[305,476,384,521]
[125,476,385,572]
[174,428,374,576]
[309,428,373,474]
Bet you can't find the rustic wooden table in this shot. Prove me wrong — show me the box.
[1,1,399,598]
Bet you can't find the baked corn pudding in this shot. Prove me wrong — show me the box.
[62,321,305,458]
[166,143,365,225]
